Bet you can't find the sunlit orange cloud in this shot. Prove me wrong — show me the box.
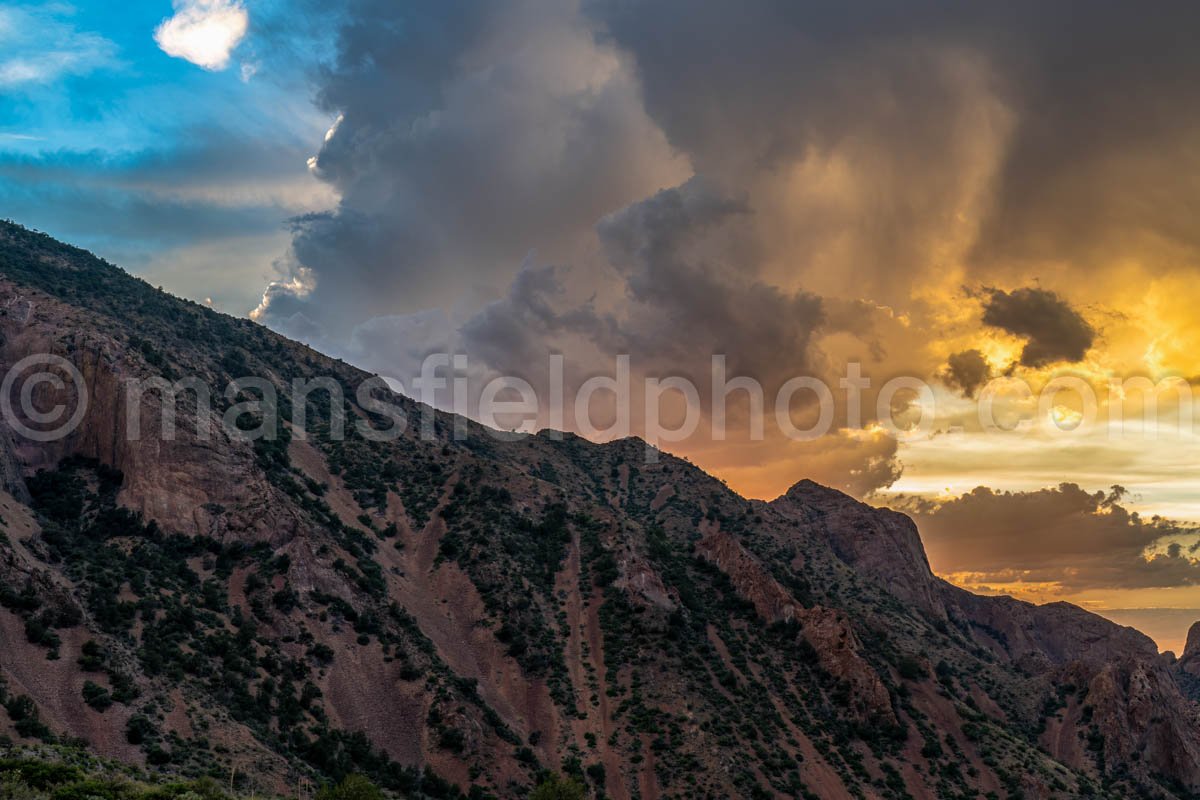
[386,7,1200,647]
[653,263,1200,654]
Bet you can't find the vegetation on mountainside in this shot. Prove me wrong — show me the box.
[0,749,612,800]
[0,749,419,800]
[0,221,1191,799]
[438,474,574,708]
[1,456,511,799]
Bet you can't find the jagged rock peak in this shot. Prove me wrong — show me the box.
[772,476,947,618]
[1184,620,1200,661]
[781,477,852,503]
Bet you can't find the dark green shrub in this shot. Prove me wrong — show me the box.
[125,714,156,745]
[530,774,585,800]
[82,681,113,711]
[316,775,384,800]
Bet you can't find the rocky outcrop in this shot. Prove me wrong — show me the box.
[616,551,676,610]
[795,604,896,722]
[695,524,798,624]
[0,280,301,546]
[941,566,1200,793]
[1083,657,1200,787]
[772,479,947,618]
[695,524,894,722]
[1181,621,1200,677]
[771,479,1200,792]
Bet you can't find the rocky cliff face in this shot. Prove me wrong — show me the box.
[772,473,1200,795]
[0,221,1199,799]
[771,478,948,618]
[1181,622,1200,675]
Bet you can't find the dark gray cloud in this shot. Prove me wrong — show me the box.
[900,484,1200,591]
[595,178,824,384]
[454,178,826,396]
[962,3,1200,274]
[981,287,1095,367]
[263,0,1200,369]
[460,263,618,380]
[586,0,1200,284]
[258,0,684,336]
[247,0,1200,498]
[943,349,991,398]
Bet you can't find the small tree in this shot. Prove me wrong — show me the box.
[82,681,113,711]
[530,774,585,800]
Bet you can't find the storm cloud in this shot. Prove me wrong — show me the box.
[943,349,992,398]
[245,0,1200,498]
[258,0,685,335]
[260,0,1200,375]
[904,484,1200,593]
[981,287,1095,367]
[585,0,1200,286]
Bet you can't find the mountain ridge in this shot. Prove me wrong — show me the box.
[0,220,1198,799]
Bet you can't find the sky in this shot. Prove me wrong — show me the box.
[5,0,1200,652]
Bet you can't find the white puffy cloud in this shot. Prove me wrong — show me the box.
[154,0,248,71]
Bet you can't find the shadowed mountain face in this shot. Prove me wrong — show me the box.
[0,220,1199,799]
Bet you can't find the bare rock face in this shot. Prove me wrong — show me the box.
[793,604,896,723]
[695,524,894,722]
[1181,621,1200,677]
[772,479,947,618]
[1085,658,1200,787]
[0,426,29,502]
[0,280,301,547]
[615,551,676,611]
[695,524,799,624]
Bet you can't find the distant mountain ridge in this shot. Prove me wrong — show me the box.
[0,219,1199,799]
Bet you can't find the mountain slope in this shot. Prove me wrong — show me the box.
[0,220,1197,799]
